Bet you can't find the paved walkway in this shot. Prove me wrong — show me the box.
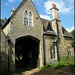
[21,66,73,75]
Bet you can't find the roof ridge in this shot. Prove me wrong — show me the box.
[40,18,51,21]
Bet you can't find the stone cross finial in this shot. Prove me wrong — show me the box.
[52,3,56,8]
[13,7,15,11]
[11,7,15,15]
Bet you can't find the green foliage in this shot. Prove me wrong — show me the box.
[1,72,21,75]
[70,30,75,48]
[59,56,74,65]
[15,45,22,63]
[40,62,68,70]
[60,56,74,73]
[40,65,52,69]
[40,56,74,70]
[70,30,75,36]
[0,18,8,28]
[70,64,75,73]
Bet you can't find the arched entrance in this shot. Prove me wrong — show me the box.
[15,36,40,70]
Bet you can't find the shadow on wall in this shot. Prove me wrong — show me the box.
[1,30,14,72]
[1,51,8,72]
[1,41,15,72]
[15,36,40,72]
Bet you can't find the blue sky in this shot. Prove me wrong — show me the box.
[1,0,74,32]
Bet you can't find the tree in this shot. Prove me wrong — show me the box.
[0,18,7,28]
[70,30,75,48]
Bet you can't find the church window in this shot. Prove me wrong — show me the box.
[67,46,71,56]
[50,46,52,59]
[29,12,32,26]
[50,45,55,59]
[24,11,28,25]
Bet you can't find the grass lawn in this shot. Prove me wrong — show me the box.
[40,56,74,73]
[1,72,21,75]
[1,56,74,75]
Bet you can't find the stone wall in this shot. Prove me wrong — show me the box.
[1,0,74,72]
[3,23,10,36]
[7,0,44,71]
[63,37,74,56]
[1,30,8,72]
[44,35,58,65]
[8,0,43,41]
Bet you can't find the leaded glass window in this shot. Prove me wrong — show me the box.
[67,46,71,56]
[50,45,55,59]
[53,47,55,58]
[50,46,52,59]
[24,11,28,25]
[29,12,32,26]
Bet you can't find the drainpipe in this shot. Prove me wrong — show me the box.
[6,36,11,72]
[52,20,59,61]
[43,35,46,66]
[56,20,59,61]
[50,3,60,62]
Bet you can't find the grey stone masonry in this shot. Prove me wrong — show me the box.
[1,1,74,72]
[51,6,64,57]
[1,30,8,72]
[8,0,44,71]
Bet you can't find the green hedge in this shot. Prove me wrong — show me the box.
[40,56,74,70]
[59,56,74,65]
[1,72,21,75]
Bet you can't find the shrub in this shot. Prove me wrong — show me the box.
[1,72,21,75]
[40,65,52,69]
[40,56,74,70]
[59,56,74,65]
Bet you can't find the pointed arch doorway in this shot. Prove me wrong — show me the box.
[15,36,40,70]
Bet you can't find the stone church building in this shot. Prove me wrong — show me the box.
[1,0,74,72]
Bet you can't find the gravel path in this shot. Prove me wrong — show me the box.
[21,66,73,75]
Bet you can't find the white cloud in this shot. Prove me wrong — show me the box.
[34,0,43,6]
[8,0,15,2]
[5,0,20,5]
[66,27,74,32]
[32,0,34,2]
[5,2,8,5]
[44,0,73,14]
[40,14,51,20]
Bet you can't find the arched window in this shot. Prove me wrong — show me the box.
[53,46,55,58]
[29,12,32,26]
[67,46,69,56]
[24,11,28,25]
[50,46,52,59]
[67,46,71,56]
[50,45,55,59]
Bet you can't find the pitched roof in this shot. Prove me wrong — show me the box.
[43,31,56,36]
[2,0,42,30]
[2,17,10,29]
[41,18,53,31]
[2,0,72,38]
[2,0,26,29]
[41,18,72,37]
[62,26,72,37]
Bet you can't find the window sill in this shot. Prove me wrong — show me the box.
[24,24,33,26]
